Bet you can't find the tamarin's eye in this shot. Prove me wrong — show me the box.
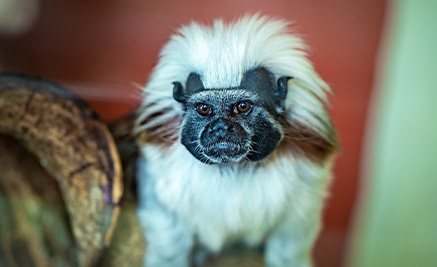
[234,101,253,115]
[196,103,212,116]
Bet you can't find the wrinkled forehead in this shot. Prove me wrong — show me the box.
[184,67,277,104]
[186,89,260,104]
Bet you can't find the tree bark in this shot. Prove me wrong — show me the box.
[0,74,122,266]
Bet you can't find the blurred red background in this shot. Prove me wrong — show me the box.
[0,0,386,266]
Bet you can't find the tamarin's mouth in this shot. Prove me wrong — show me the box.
[201,141,249,164]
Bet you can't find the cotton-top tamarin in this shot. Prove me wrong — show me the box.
[134,15,338,267]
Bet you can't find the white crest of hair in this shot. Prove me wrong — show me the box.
[135,14,332,137]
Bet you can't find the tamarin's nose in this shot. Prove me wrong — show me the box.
[209,119,241,138]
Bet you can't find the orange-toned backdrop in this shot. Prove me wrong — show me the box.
[0,1,386,266]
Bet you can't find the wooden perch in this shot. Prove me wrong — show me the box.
[0,73,123,266]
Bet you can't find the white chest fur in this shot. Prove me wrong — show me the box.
[138,144,331,253]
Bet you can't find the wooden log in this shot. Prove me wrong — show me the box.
[0,73,123,266]
[0,134,76,267]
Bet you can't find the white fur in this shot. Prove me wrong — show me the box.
[138,144,333,266]
[135,15,332,137]
[136,15,335,267]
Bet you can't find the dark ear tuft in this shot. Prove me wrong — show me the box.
[173,82,185,103]
[275,76,293,114]
[276,76,292,101]
[186,72,205,94]
[240,67,275,92]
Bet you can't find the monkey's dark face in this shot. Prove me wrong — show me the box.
[173,68,290,165]
[181,90,280,164]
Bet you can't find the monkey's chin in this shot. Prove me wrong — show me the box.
[199,142,249,165]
